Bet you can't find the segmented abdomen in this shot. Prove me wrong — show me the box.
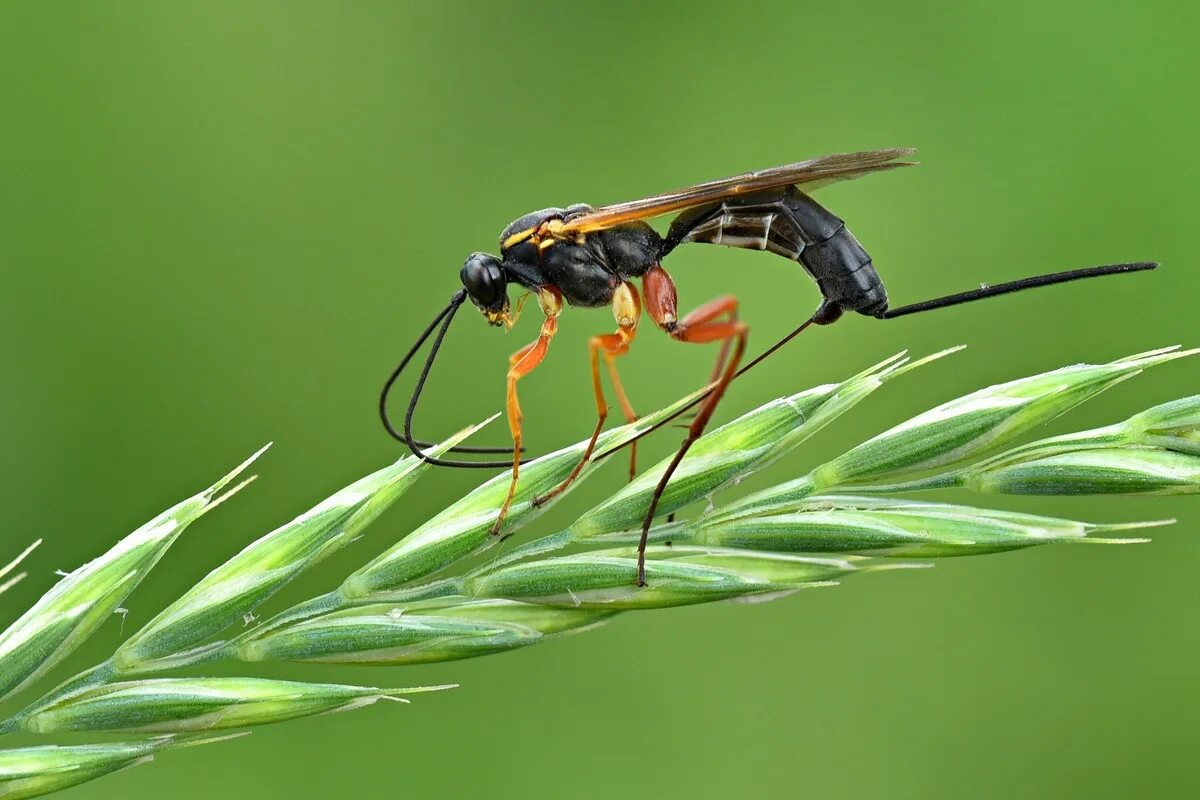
[665,187,889,317]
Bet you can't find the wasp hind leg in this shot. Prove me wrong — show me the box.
[534,282,641,508]
[492,290,561,536]
[671,305,740,434]
[639,265,748,586]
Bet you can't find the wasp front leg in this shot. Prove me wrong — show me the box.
[492,287,562,536]
[534,282,641,508]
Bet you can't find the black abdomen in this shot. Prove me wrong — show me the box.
[791,192,888,317]
[665,187,889,318]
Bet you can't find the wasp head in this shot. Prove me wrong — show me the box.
[460,252,511,327]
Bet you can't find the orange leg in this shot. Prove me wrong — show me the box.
[508,341,537,368]
[604,341,641,480]
[673,303,738,431]
[706,305,739,382]
[534,282,641,507]
[640,266,748,585]
[492,289,561,535]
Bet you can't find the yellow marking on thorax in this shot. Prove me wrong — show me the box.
[502,219,586,253]
[502,227,535,250]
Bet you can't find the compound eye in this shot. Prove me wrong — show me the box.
[460,253,505,309]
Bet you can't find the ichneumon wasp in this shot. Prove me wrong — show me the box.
[380,148,1156,586]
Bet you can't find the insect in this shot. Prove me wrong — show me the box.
[380,148,1156,586]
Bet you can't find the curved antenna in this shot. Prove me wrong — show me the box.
[402,291,528,468]
[380,290,498,451]
[379,290,525,467]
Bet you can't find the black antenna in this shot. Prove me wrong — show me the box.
[881,262,1157,319]
[379,290,525,468]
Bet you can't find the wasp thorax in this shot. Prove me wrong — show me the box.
[460,252,508,317]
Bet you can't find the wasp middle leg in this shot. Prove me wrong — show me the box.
[534,282,641,507]
[492,288,562,535]
[639,265,748,586]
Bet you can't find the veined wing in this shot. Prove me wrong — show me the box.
[559,148,916,235]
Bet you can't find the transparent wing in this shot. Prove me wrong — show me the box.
[559,148,917,235]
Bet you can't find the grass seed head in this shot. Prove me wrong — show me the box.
[115,429,480,673]
[0,346,1193,798]
[0,738,194,799]
[462,545,914,609]
[572,351,954,538]
[339,388,707,598]
[966,447,1200,495]
[19,678,451,734]
[236,598,614,665]
[695,495,1162,556]
[1124,395,1200,455]
[0,449,263,702]
[813,348,1197,487]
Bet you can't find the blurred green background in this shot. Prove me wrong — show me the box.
[2,2,1197,798]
